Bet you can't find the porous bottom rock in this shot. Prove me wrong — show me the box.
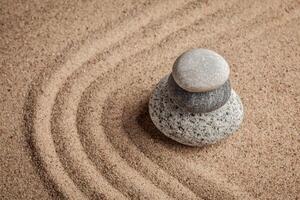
[149,76,244,146]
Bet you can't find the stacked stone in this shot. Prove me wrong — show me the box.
[149,49,244,146]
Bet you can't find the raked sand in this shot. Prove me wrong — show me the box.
[0,0,299,199]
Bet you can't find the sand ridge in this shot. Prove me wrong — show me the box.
[1,0,299,199]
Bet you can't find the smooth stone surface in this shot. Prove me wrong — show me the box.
[167,74,231,113]
[149,76,243,146]
[172,48,230,92]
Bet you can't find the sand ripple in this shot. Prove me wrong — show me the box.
[23,0,300,198]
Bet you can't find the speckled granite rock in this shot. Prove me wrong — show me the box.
[172,48,230,92]
[149,76,243,146]
[167,74,231,113]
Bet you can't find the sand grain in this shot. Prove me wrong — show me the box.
[0,0,299,199]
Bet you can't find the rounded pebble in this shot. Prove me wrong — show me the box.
[149,76,243,146]
[172,48,230,92]
[167,74,231,113]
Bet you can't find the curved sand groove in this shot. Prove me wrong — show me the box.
[101,0,241,65]
[77,0,241,73]
[76,2,300,198]
[51,69,130,199]
[45,0,241,198]
[52,64,173,199]
[77,80,200,199]
[27,0,253,197]
[45,0,240,198]
[76,10,278,200]
[24,0,197,198]
[71,0,258,198]
[24,0,300,198]
[105,89,251,200]
[80,79,251,199]
[51,0,262,197]
[97,0,299,79]
[74,0,276,198]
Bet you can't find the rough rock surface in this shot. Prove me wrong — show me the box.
[149,76,243,146]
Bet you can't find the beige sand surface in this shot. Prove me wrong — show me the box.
[0,0,299,199]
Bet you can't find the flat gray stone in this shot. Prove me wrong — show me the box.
[149,76,243,146]
[172,48,230,92]
[167,74,231,113]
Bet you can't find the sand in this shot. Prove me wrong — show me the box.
[0,0,299,199]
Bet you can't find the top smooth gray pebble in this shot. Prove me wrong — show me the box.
[172,48,230,92]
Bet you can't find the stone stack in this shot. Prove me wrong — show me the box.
[149,48,244,146]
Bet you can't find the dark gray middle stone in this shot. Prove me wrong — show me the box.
[167,74,231,113]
